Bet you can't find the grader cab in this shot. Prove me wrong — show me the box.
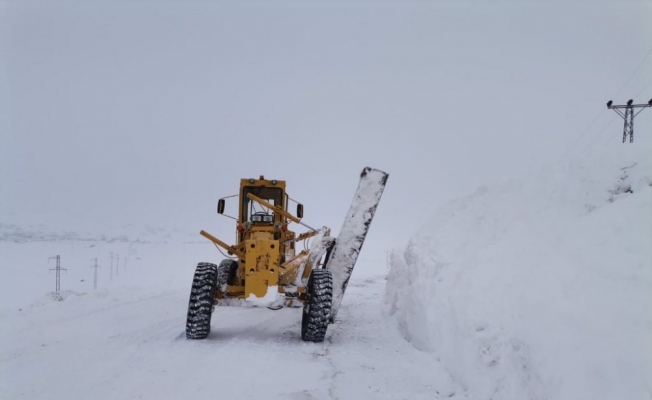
[186,167,388,342]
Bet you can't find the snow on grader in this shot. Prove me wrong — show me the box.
[186,167,388,342]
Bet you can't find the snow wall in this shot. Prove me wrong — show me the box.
[385,143,652,400]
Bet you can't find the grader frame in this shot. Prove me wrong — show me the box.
[199,176,326,306]
[186,167,388,342]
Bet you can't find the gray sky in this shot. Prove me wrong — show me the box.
[1,0,651,253]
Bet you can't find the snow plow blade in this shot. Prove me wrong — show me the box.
[326,167,388,322]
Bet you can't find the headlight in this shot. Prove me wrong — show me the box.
[251,214,273,223]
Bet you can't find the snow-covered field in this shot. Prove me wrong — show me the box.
[2,145,650,400]
[385,144,652,399]
[0,239,457,399]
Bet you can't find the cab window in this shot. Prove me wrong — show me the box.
[241,186,283,222]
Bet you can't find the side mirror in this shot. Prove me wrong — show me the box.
[296,203,303,219]
[217,199,225,214]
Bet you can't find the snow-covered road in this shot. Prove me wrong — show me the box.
[1,274,457,400]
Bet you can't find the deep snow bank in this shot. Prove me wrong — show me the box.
[385,144,652,400]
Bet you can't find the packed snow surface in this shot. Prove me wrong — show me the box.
[0,235,458,399]
[385,144,652,400]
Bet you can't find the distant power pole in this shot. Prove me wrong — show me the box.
[90,258,101,290]
[109,252,114,281]
[607,99,652,143]
[48,255,67,292]
[116,254,120,276]
[385,250,390,269]
[127,242,136,271]
[129,242,136,257]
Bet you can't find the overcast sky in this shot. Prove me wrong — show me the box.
[1,0,651,253]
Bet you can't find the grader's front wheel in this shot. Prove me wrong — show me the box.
[186,262,218,339]
[301,269,333,342]
[216,259,238,293]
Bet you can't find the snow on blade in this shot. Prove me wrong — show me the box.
[327,167,388,322]
[294,227,335,287]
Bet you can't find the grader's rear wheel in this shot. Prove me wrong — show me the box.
[301,269,333,342]
[186,262,218,339]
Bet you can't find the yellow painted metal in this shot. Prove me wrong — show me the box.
[246,193,301,223]
[292,230,318,243]
[200,230,245,259]
[226,286,244,293]
[240,178,286,191]
[216,286,244,299]
[279,250,309,285]
[301,255,317,281]
[243,232,280,299]
[200,176,331,306]
[300,228,332,281]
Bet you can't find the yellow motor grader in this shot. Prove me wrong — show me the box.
[186,167,388,342]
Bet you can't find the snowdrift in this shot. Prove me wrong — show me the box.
[385,144,652,400]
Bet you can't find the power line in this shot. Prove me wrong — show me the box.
[611,45,652,100]
[581,118,616,154]
[557,110,606,163]
[560,45,652,160]
[633,79,652,99]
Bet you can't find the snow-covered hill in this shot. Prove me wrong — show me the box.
[385,144,652,400]
[0,213,195,243]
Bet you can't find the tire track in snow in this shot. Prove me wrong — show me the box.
[321,275,462,400]
[2,275,459,400]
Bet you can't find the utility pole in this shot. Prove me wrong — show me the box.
[385,250,390,269]
[109,251,114,281]
[128,242,137,261]
[48,255,67,292]
[126,242,136,271]
[90,258,101,290]
[607,99,652,143]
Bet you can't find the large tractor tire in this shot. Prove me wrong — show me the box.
[186,262,218,339]
[216,259,238,293]
[301,269,333,342]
